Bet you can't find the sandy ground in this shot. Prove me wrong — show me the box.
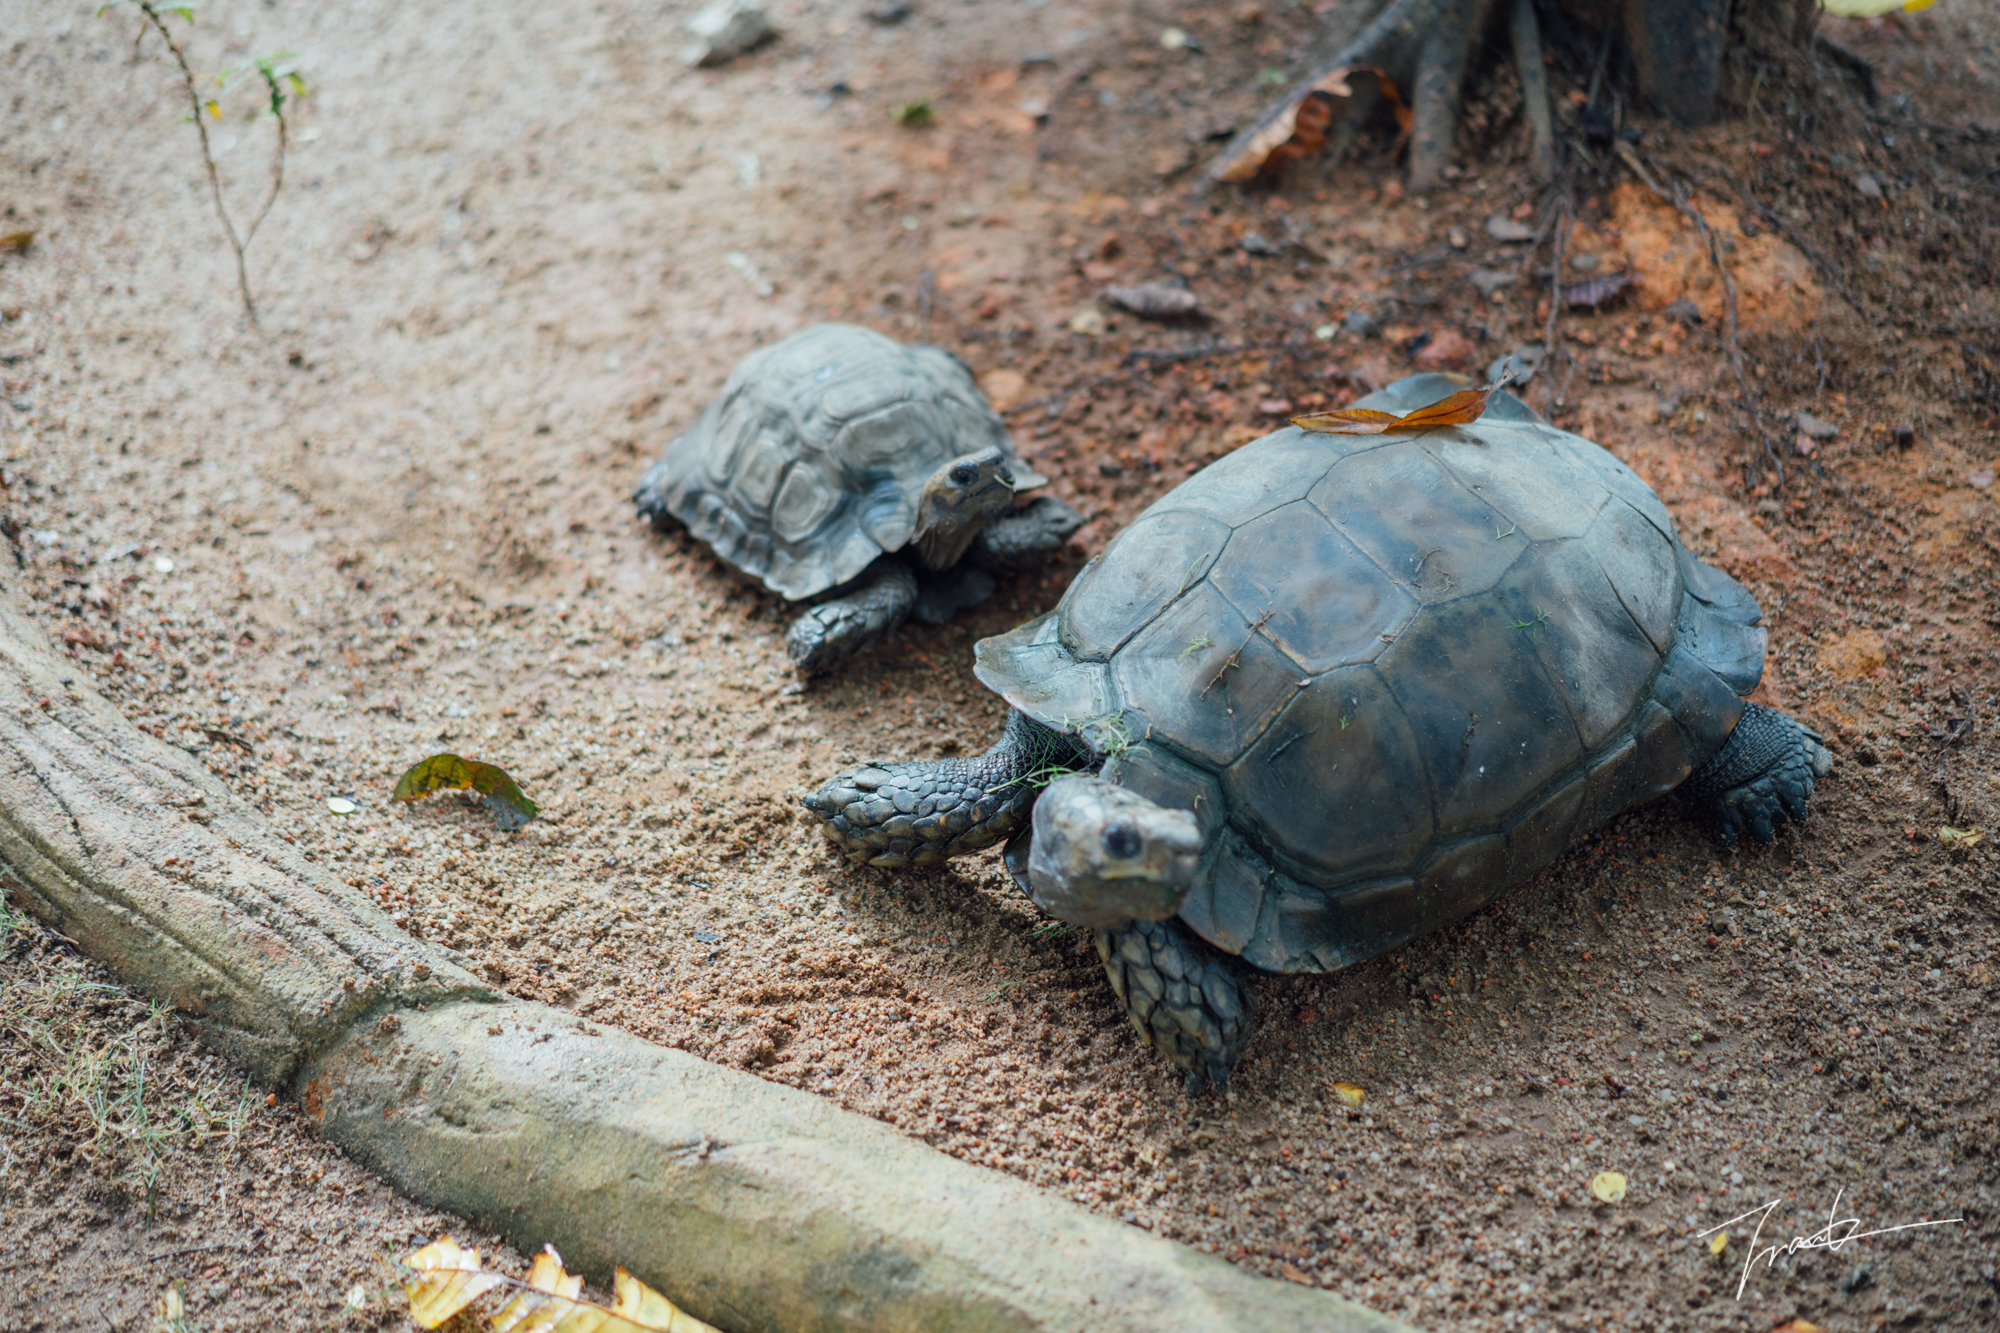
[2,1,1998,1330]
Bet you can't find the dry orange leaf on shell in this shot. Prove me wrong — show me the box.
[1294,381,1500,435]
[1210,67,1409,183]
[402,1237,721,1333]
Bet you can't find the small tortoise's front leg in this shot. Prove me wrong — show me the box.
[969,495,1084,574]
[784,563,918,677]
[802,711,1093,870]
[1686,703,1833,844]
[1095,919,1254,1094]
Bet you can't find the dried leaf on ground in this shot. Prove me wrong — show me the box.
[391,753,538,829]
[1294,381,1499,435]
[1770,1320,1826,1333]
[1938,827,1984,848]
[1103,282,1202,320]
[1590,1170,1628,1204]
[0,230,33,253]
[1209,67,1408,183]
[1708,1231,1729,1257]
[403,1238,722,1333]
[1332,1081,1365,1109]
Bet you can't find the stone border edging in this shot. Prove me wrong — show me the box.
[0,577,1416,1333]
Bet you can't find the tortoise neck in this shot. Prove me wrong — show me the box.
[912,511,981,571]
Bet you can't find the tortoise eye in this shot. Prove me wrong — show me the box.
[950,463,978,486]
[1102,824,1142,859]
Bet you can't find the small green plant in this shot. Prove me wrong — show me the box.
[1509,608,1553,637]
[99,2,305,327]
[1494,520,1518,540]
[1026,920,1074,942]
[1178,635,1214,660]
[1177,552,1210,595]
[894,98,936,127]
[980,979,1026,1003]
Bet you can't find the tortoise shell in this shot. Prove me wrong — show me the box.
[635,323,1043,600]
[975,375,1764,975]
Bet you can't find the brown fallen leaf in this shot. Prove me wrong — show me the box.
[1210,67,1409,183]
[1103,281,1202,321]
[1294,381,1500,435]
[1276,1262,1314,1286]
[0,231,32,254]
[1770,1321,1825,1333]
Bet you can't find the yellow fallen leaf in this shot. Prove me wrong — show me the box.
[613,1267,729,1333]
[0,230,32,253]
[1939,826,1983,848]
[392,752,538,829]
[401,1237,722,1333]
[528,1246,583,1298]
[1590,1170,1628,1204]
[1708,1231,1728,1256]
[1332,1081,1365,1109]
[1771,1320,1826,1333]
[404,1237,507,1329]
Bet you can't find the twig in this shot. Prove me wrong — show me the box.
[1538,194,1571,418]
[110,3,297,329]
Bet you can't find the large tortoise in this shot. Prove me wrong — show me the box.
[634,323,1080,677]
[804,374,1831,1088]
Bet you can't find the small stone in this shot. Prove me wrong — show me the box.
[1969,467,1995,489]
[1313,323,1337,341]
[1468,266,1515,299]
[1794,410,1839,439]
[1159,26,1189,49]
[327,796,359,815]
[1104,281,1201,320]
[1664,298,1701,324]
[151,554,175,574]
[1488,343,1546,386]
[1485,213,1536,242]
[1341,308,1377,338]
[1068,306,1106,336]
[1447,227,1468,250]
[1412,327,1475,370]
[682,0,775,68]
[1239,232,1283,257]
[1854,172,1883,200]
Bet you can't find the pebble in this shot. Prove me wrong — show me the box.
[682,0,774,68]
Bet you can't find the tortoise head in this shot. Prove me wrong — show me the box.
[912,448,1017,570]
[1026,775,1202,928]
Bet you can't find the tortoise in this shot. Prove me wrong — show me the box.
[803,373,1831,1089]
[634,323,1081,676]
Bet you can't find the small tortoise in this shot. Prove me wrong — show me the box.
[804,374,1831,1088]
[634,323,1081,676]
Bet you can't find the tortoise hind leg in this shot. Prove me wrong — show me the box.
[1686,704,1833,844]
[1095,919,1253,1095]
[785,562,918,677]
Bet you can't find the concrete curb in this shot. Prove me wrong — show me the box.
[0,575,1417,1333]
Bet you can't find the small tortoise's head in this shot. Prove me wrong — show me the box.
[1026,775,1202,928]
[913,448,1017,569]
